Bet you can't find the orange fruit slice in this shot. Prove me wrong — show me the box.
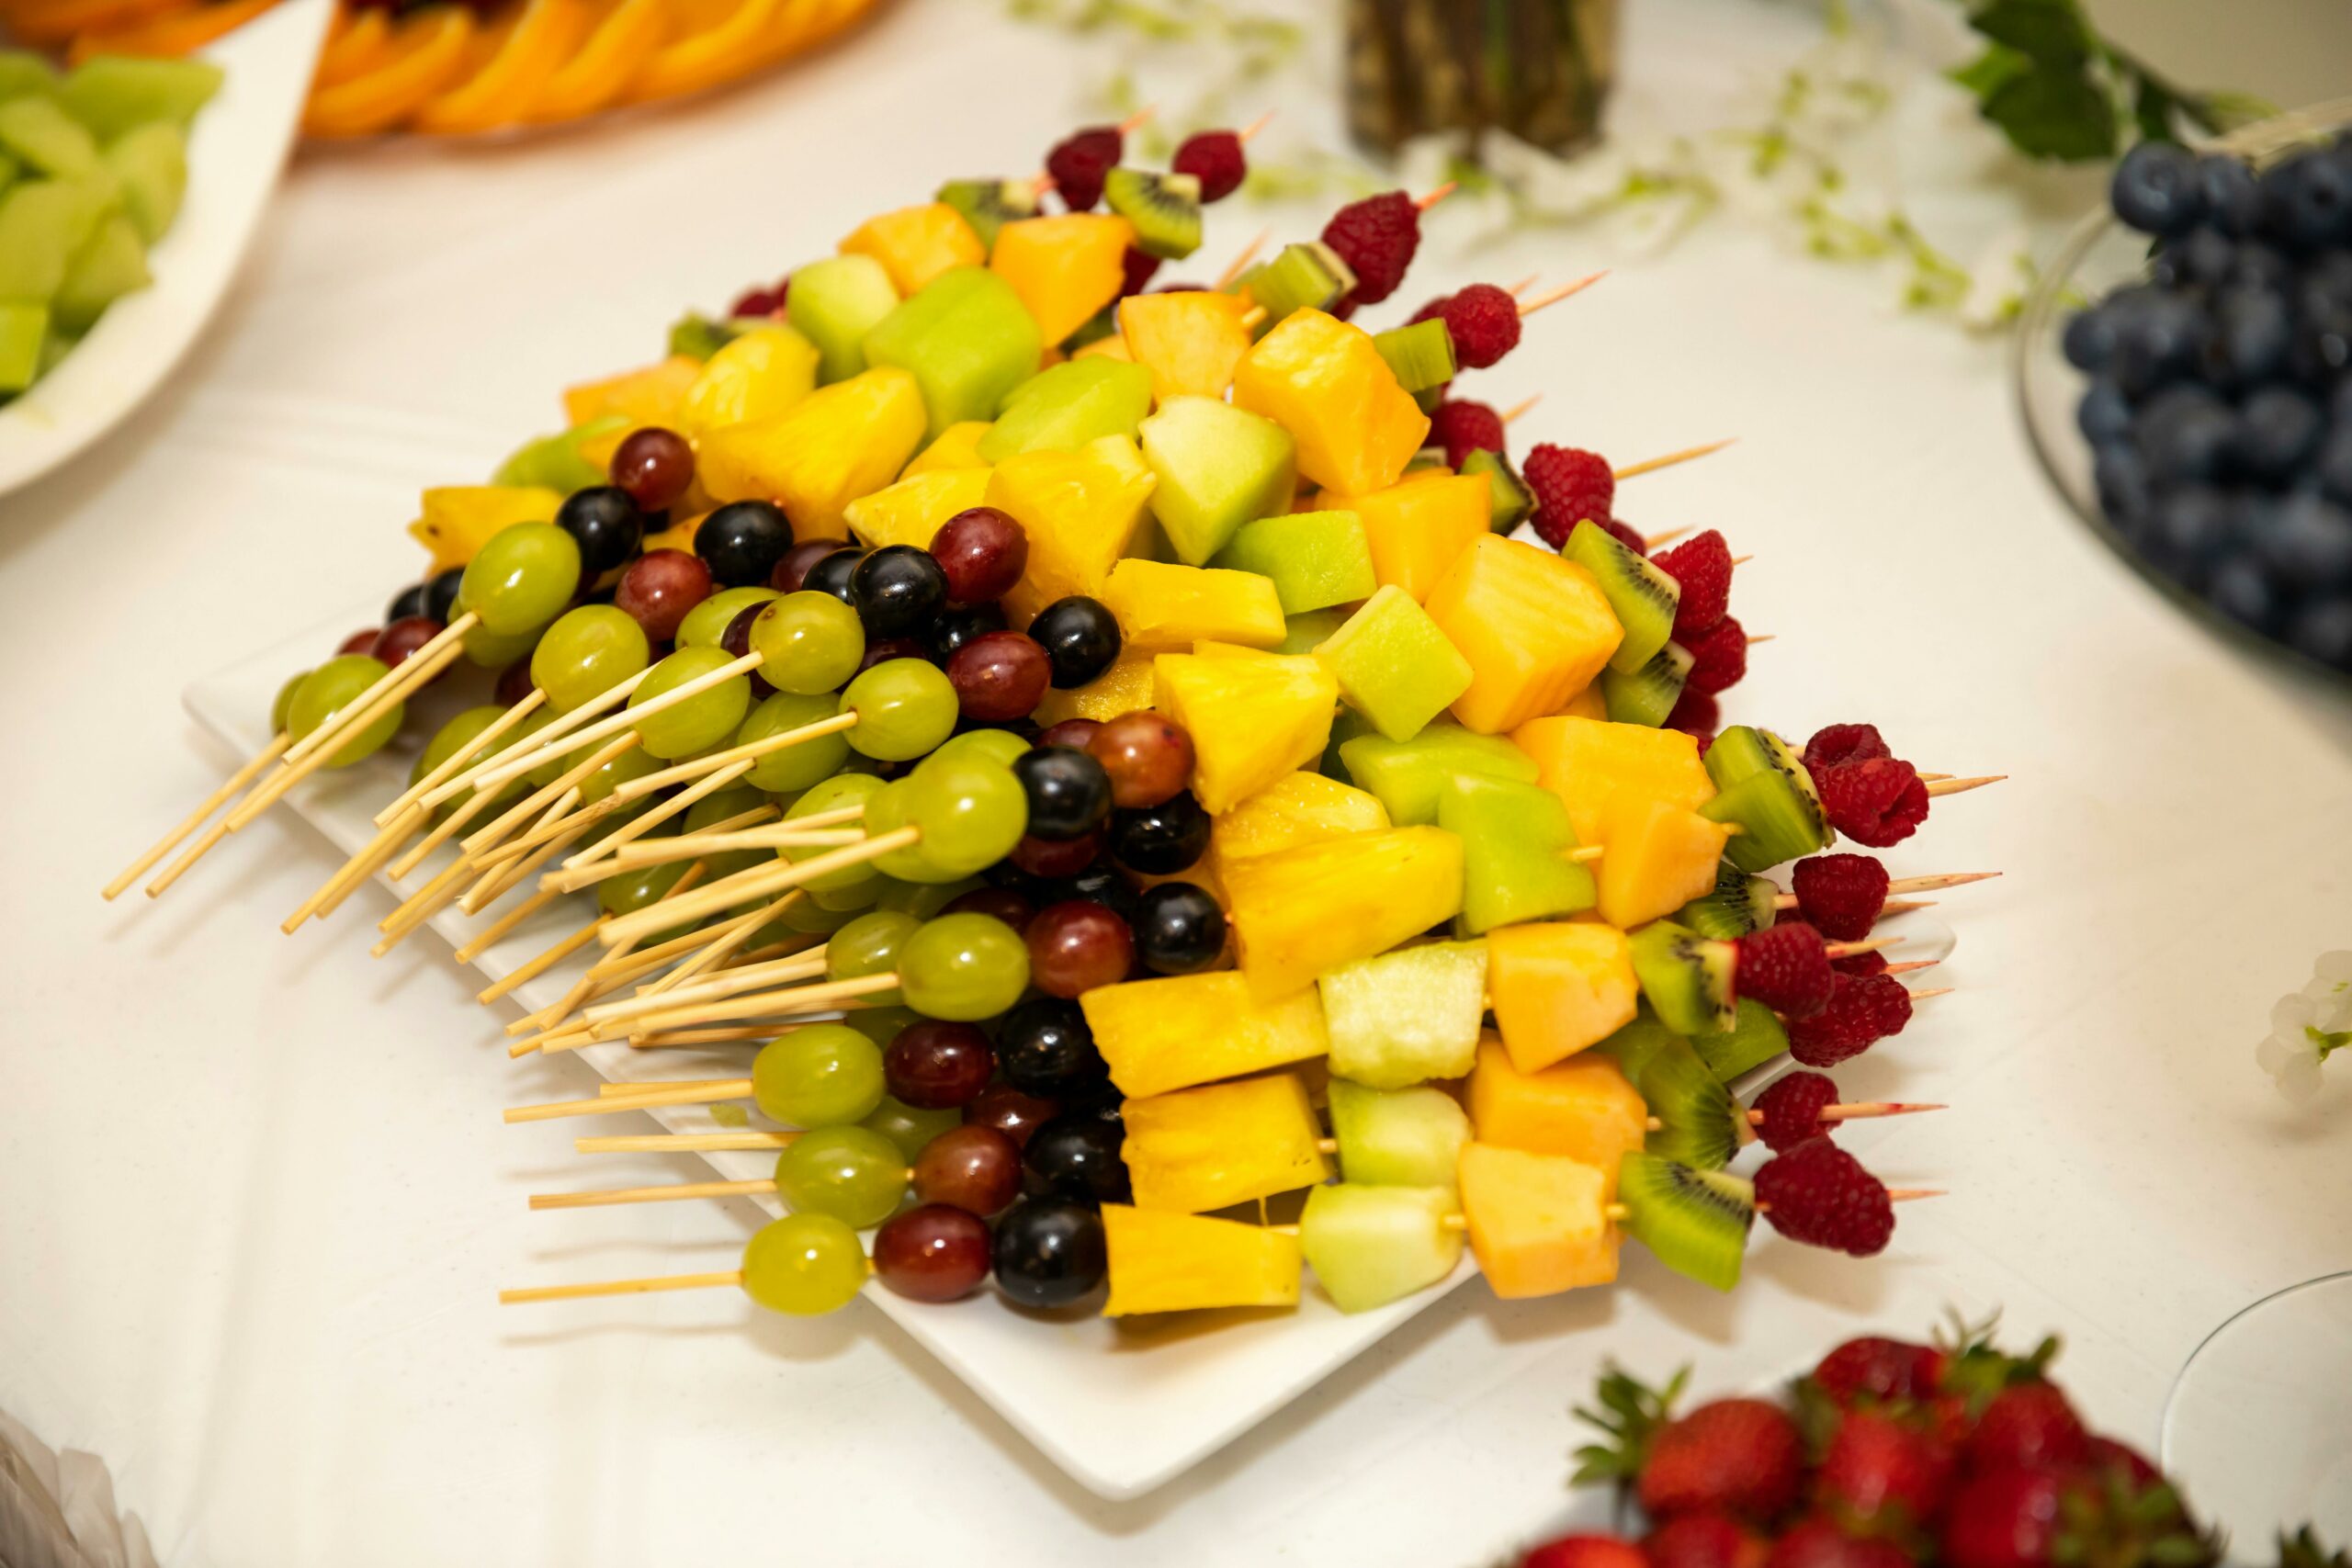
[526,0,667,123]
[67,0,277,62]
[413,0,594,134]
[626,0,782,105]
[315,6,398,92]
[303,6,478,140]
[5,0,182,48]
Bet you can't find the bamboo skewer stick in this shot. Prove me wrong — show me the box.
[628,1023,816,1047]
[597,826,921,948]
[281,801,426,931]
[458,805,586,916]
[385,777,497,881]
[478,916,607,1005]
[1923,775,2006,798]
[411,667,653,815]
[220,634,473,834]
[505,1078,756,1123]
[434,653,760,807]
[1499,393,1541,424]
[585,971,899,1044]
[459,733,641,859]
[105,732,290,899]
[606,824,864,867]
[531,1177,779,1212]
[606,716,861,806]
[1773,872,1998,913]
[1612,439,1736,483]
[369,859,474,955]
[578,1132,793,1154]
[277,615,478,767]
[373,688,546,827]
[1413,181,1457,212]
[538,804,779,897]
[596,1077,745,1098]
[579,953,831,1031]
[638,896,808,1000]
[553,759,757,875]
[1514,270,1606,317]
[1213,227,1272,290]
[456,886,562,965]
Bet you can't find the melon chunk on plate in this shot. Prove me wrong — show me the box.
[1457,1143,1620,1298]
[1486,921,1639,1074]
[1328,1077,1470,1191]
[1319,939,1487,1089]
[1300,1184,1463,1314]
[1512,715,1715,844]
[1424,536,1623,734]
[1594,795,1733,930]
[1466,1035,1649,1180]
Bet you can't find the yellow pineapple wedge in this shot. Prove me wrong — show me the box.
[1231,309,1430,495]
[983,434,1159,626]
[1102,559,1286,653]
[1222,827,1464,1000]
[1205,770,1390,886]
[1083,970,1329,1099]
[561,355,701,429]
[696,367,928,535]
[842,468,992,551]
[840,202,986,296]
[1120,289,1254,401]
[1124,1072,1333,1213]
[409,484,560,573]
[1102,1205,1303,1315]
[989,213,1136,346]
[1594,795,1733,929]
[1151,650,1340,814]
[1033,649,1158,725]
[900,421,993,475]
[675,325,820,439]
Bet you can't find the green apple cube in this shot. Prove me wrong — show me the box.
[1211,508,1377,614]
[0,178,114,302]
[53,213,148,332]
[861,265,1039,437]
[976,357,1153,461]
[1313,584,1473,742]
[1299,1183,1464,1313]
[102,120,186,244]
[0,96,97,179]
[1319,939,1488,1088]
[1337,721,1538,825]
[0,301,47,394]
[1137,394,1298,566]
[58,55,220,138]
[1328,1077,1470,1190]
[1437,772,1596,934]
[787,254,899,383]
[1278,607,1348,656]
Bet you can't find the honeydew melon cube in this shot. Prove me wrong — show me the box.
[978,356,1153,461]
[1123,1073,1333,1213]
[1319,939,1488,1088]
[1278,608,1349,655]
[1327,1078,1471,1190]
[1103,558,1285,653]
[1336,721,1538,827]
[51,211,146,332]
[0,301,46,393]
[1102,1205,1302,1315]
[0,150,17,197]
[786,254,899,383]
[862,266,1042,439]
[1457,1143,1620,1297]
[1466,1035,1648,1179]
[1210,509,1378,615]
[1299,1184,1464,1313]
[0,177,112,301]
[1313,584,1474,742]
[1082,970,1329,1100]
[1487,921,1639,1073]
[102,120,185,244]
[1222,827,1464,1001]
[1137,395,1298,567]
[0,96,98,178]
[57,54,220,138]
[1151,650,1337,814]
[1438,772,1596,935]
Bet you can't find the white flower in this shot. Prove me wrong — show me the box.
[2256,1031,2324,1101]
[2256,973,2352,1101]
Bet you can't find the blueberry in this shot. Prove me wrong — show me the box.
[2259,147,2352,251]
[2076,378,2133,447]
[2237,387,2325,483]
[2165,227,2238,289]
[2226,241,2293,293]
[2136,384,2237,484]
[2095,445,2153,524]
[2144,485,2233,587]
[2062,306,2118,372]
[2196,153,2262,237]
[2255,491,2352,589]
[2110,293,2206,397]
[2111,141,2204,236]
[2210,288,2291,387]
[2207,554,2283,632]
[2286,595,2352,669]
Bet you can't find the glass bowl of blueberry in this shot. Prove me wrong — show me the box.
[2016,101,2352,686]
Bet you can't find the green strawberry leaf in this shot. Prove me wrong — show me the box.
[1979,65,2118,161]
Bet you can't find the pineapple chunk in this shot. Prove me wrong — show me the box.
[1223,827,1464,1001]
[408,484,560,574]
[1486,922,1639,1074]
[1315,472,1490,604]
[1425,536,1624,734]
[1073,335,1136,363]
[901,421,993,475]
[1102,559,1286,653]
[1124,1073,1333,1213]
[1102,1205,1302,1315]
[696,367,928,536]
[843,468,992,552]
[1466,1035,1649,1182]
[989,213,1135,345]
[1083,971,1329,1099]
[676,325,820,439]
[1152,651,1339,814]
[1032,649,1157,726]
[1205,771,1389,884]
[840,201,986,296]
[1457,1143,1620,1298]
[1595,795,1733,930]
[1231,309,1430,496]
[561,355,701,429]
[1561,682,1610,720]
[1512,716,1715,843]
[984,434,1159,626]
[1319,939,1488,1088]
[1119,288,1254,401]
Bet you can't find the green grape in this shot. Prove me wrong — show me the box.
[752,1022,887,1128]
[288,655,402,768]
[861,1096,963,1162]
[459,522,582,636]
[826,909,919,1005]
[898,913,1029,1021]
[860,777,954,883]
[874,876,985,920]
[580,794,653,844]
[411,705,503,788]
[628,646,752,760]
[839,1006,921,1049]
[775,1126,909,1229]
[766,899,859,938]
[903,756,1026,878]
[738,691,853,793]
[931,728,1032,770]
[749,592,865,695]
[530,604,650,714]
[678,586,779,649]
[577,743,661,806]
[268,669,310,734]
[783,773,888,893]
[808,878,884,914]
[596,856,694,943]
[683,784,770,879]
[460,616,539,670]
[739,1213,867,1316]
[503,707,570,789]
[842,659,957,761]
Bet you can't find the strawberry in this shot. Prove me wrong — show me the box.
[1647,1512,1770,1568]
[1521,1535,1649,1568]
[1965,1383,2087,1474]
[1813,1410,1953,1531]
[1940,1469,2066,1568]
[1763,1519,1912,1568]
[2080,1435,2159,1489]
[1638,1399,1806,1521]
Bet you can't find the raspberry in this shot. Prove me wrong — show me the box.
[1790,853,1890,942]
[1428,399,1506,468]
[1427,283,1522,368]
[1755,1136,1894,1256]
[1118,246,1162,299]
[1734,922,1834,1017]
[1753,1070,1841,1151]
[1832,949,1888,978]
[729,279,786,318]
[1171,129,1247,201]
[1813,758,1929,848]
[1666,687,1718,746]
[1320,191,1421,305]
[1655,529,1733,637]
[1524,444,1613,547]
[1046,125,1122,211]
[1604,518,1649,556]
[1684,615,1748,694]
[1787,973,1912,1066]
[1804,723,1890,772]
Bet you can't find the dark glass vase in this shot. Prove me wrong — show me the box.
[1345,0,1619,157]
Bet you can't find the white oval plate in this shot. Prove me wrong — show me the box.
[0,0,332,499]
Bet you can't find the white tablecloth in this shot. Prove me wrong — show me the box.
[6,1,2349,1562]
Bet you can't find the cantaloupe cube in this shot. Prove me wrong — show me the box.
[985,434,1158,626]
[1458,1143,1620,1298]
[841,201,986,296]
[1083,970,1329,1099]
[1124,1073,1333,1213]
[1595,795,1733,930]
[1152,651,1338,814]
[1487,921,1639,1074]
[1119,288,1253,401]
[696,367,928,535]
[1467,1035,1648,1182]
[1032,649,1158,726]
[901,421,994,476]
[1315,472,1490,604]
[561,355,701,429]
[1511,716,1715,843]
[842,467,992,551]
[1223,827,1464,1000]
[1102,559,1286,653]
[1231,309,1429,496]
[1206,771,1390,883]
[1102,1204,1302,1314]
[1320,939,1488,1088]
[989,213,1135,346]
[1424,536,1624,735]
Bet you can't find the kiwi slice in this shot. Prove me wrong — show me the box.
[1373,319,1457,396]
[1615,1151,1754,1292]
[1237,241,1354,332]
[1701,726,1831,873]
[1600,640,1693,727]
[1677,863,1778,940]
[1628,919,1736,1035]
[1066,303,1119,350]
[1103,167,1203,260]
[1564,519,1681,673]
[1593,1007,1686,1085]
[935,176,1042,249]
[1689,998,1790,1083]
[1461,448,1533,532]
[669,311,743,361]
[1602,1020,1738,1170]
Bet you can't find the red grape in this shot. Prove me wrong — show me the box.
[962,1084,1060,1149]
[885,1021,996,1109]
[371,616,447,673]
[615,549,713,642]
[942,886,1036,930]
[336,627,379,655]
[945,630,1050,722]
[929,507,1028,604]
[610,426,695,512]
[494,660,537,706]
[1088,712,1195,808]
[1009,828,1102,879]
[911,1123,1024,1213]
[873,1204,993,1302]
[1037,717,1102,751]
[1025,899,1136,998]
[855,636,930,674]
[771,536,848,593]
